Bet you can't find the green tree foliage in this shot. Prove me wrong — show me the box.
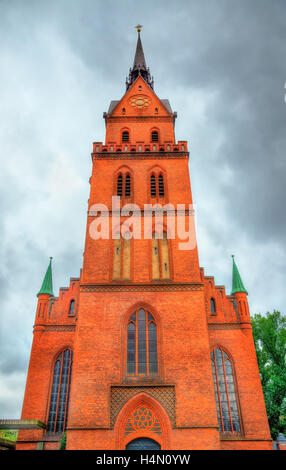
[59,431,67,450]
[251,311,286,439]
[0,430,18,441]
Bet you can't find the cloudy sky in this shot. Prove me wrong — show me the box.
[0,0,285,419]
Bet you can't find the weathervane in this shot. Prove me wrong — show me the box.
[135,24,143,33]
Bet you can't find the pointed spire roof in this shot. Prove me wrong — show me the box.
[231,255,248,295]
[126,25,154,91]
[37,257,54,296]
[132,27,147,71]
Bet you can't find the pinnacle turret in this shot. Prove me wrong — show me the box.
[231,255,248,295]
[37,257,54,296]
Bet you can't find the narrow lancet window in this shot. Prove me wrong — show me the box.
[158,174,164,197]
[125,174,131,198]
[210,298,216,314]
[150,174,156,198]
[117,174,123,197]
[69,300,75,316]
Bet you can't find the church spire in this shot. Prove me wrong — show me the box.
[126,25,154,91]
[37,257,54,296]
[231,255,248,295]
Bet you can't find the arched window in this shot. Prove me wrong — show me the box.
[117,174,123,197]
[69,300,75,316]
[122,131,129,142]
[150,172,166,201]
[211,347,241,433]
[47,349,73,434]
[151,131,158,142]
[127,308,158,375]
[152,232,170,280]
[116,172,132,199]
[122,108,126,115]
[210,298,216,314]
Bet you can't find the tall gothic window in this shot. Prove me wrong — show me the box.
[127,308,158,376]
[47,349,73,434]
[211,347,241,433]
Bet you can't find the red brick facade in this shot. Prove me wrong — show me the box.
[16,34,272,450]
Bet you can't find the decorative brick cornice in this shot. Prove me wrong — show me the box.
[87,208,195,217]
[33,324,76,332]
[80,282,204,293]
[92,152,189,160]
[208,323,246,330]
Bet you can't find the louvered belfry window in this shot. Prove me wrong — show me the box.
[127,308,158,375]
[151,131,158,142]
[117,173,131,199]
[158,174,164,197]
[125,174,131,198]
[211,348,241,433]
[117,174,123,197]
[150,174,165,199]
[122,131,129,142]
[47,349,73,434]
[150,174,156,198]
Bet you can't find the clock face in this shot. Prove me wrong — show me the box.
[129,95,150,109]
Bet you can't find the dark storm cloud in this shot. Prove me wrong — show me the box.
[0,0,285,418]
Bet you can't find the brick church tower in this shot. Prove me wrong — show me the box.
[17,28,272,450]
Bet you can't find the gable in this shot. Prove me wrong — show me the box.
[109,76,172,118]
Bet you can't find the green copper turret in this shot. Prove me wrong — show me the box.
[37,257,54,296]
[231,255,248,295]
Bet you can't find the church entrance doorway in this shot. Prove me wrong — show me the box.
[126,437,161,450]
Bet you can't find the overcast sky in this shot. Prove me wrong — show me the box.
[0,0,285,419]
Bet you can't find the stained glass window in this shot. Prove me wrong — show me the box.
[47,349,73,434]
[211,347,241,433]
[127,308,158,376]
